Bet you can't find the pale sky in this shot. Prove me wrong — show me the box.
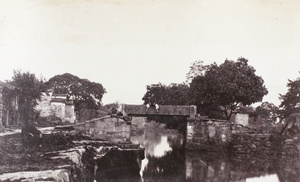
[1,0,300,106]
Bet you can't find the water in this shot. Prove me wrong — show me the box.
[96,117,300,182]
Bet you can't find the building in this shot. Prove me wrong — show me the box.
[35,87,76,124]
[0,81,19,126]
[50,92,76,123]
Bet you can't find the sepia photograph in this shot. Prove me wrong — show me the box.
[0,0,300,181]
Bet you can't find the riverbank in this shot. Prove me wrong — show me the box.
[0,126,92,181]
[0,125,145,182]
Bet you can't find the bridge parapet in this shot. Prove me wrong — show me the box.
[123,104,197,118]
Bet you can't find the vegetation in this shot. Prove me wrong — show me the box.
[43,73,106,111]
[143,58,268,120]
[189,58,268,120]
[255,102,279,124]
[9,70,44,122]
[142,83,189,105]
[186,60,208,83]
[279,77,300,119]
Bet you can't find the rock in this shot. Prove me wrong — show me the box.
[265,141,271,147]
[0,169,71,182]
[285,139,294,145]
[250,144,257,149]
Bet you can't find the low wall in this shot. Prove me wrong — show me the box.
[230,133,279,155]
[123,104,197,118]
[74,116,131,143]
[186,119,232,152]
[186,118,290,155]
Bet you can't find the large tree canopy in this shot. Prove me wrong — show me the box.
[189,58,268,120]
[279,77,300,119]
[9,70,44,122]
[255,101,279,124]
[142,83,189,105]
[44,73,106,110]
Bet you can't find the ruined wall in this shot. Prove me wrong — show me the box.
[186,119,283,154]
[230,133,279,155]
[186,119,232,152]
[75,116,131,143]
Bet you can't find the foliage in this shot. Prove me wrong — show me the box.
[9,70,44,122]
[255,101,279,124]
[44,73,106,110]
[189,58,268,120]
[142,83,189,105]
[279,77,300,119]
[237,105,256,114]
[186,60,209,83]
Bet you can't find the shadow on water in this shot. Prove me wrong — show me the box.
[95,149,144,182]
[95,117,300,182]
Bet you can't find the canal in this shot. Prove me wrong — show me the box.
[96,117,300,182]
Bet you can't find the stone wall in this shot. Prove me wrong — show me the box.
[186,118,284,155]
[74,116,131,143]
[230,133,279,155]
[186,119,232,152]
[124,104,197,118]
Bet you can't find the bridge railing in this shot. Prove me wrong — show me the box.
[123,104,197,118]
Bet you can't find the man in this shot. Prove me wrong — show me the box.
[145,93,159,113]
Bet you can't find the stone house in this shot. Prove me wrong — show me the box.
[50,93,76,123]
[0,81,19,126]
[35,88,76,123]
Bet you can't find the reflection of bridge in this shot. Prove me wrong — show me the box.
[123,105,197,118]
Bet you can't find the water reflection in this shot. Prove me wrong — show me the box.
[131,120,186,182]
[153,136,172,158]
[97,117,300,182]
[247,174,279,182]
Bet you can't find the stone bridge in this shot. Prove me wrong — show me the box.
[122,104,197,118]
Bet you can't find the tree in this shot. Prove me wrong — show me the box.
[142,83,189,105]
[186,60,209,83]
[189,58,268,120]
[9,70,44,122]
[279,77,300,119]
[44,73,106,111]
[255,102,279,124]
